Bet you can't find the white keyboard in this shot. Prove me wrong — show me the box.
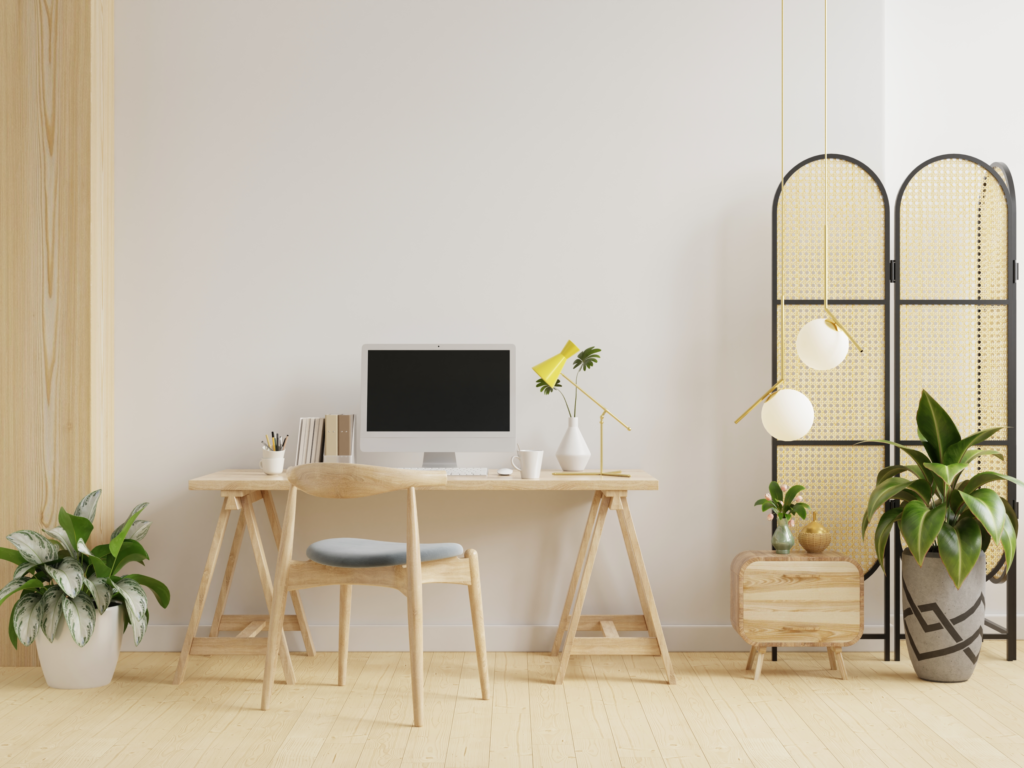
[397,467,489,476]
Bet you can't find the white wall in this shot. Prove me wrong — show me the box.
[886,0,1024,627]
[114,0,885,651]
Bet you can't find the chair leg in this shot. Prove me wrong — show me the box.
[407,576,424,727]
[466,549,490,700]
[339,584,352,686]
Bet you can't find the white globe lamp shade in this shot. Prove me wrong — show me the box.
[761,389,814,441]
[796,317,849,370]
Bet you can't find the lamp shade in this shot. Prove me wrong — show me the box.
[761,388,814,441]
[533,340,580,386]
[797,318,849,370]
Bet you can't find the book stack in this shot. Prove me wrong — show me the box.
[323,414,356,464]
[294,414,356,466]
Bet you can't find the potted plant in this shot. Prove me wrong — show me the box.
[536,346,600,471]
[0,490,170,689]
[754,482,809,555]
[862,390,1020,682]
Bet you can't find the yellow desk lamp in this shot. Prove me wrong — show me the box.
[533,340,631,478]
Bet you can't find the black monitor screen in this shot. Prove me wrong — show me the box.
[366,350,511,432]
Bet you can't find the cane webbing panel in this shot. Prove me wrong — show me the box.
[776,157,886,301]
[899,158,1008,300]
[898,304,1009,442]
[897,448,1008,575]
[777,445,886,574]
[776,304,885,441]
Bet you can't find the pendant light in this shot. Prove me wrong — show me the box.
[735,0,814,442]
[795,0,862,370]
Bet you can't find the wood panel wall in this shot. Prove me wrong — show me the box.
[0,0,114,666]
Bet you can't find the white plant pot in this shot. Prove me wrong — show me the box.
[556,417,591,471]
[35,606,122,689]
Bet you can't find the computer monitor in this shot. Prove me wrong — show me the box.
[359,344,516,467]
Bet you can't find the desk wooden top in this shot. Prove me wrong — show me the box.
[189,468,658,492]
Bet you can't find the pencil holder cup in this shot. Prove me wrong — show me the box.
[260,449,285,475]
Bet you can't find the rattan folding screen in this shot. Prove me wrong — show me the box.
[893,155,1017,661]
[771,154,893,659]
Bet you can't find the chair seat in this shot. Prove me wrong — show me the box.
[306,538,464,568]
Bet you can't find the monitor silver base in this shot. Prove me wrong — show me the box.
[422,452,458,469]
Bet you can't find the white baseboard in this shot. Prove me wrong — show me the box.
[123,618,1024,653]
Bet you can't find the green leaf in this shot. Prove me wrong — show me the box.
[916,391,961,461]
[873,506,903,569]
[975,489,1016,571]
[769,482,783,503]
[860,440,938,488]
[87,554,111,579]
[937,519,983,589]
[876,466,910,484]
[44,558,86,598]
[113,578,149,646]
[73,490,102,523]
[535,378,563,395]
[924,462,970,487]
[12,592,42,646]
[957,471,1024,495]
[783,485,805,507]
[571,346,601,372]
[942,427,1005,465]
[6,531,59,566]
[58,509,93,559]
[959,489,1006,548]
[959,449,1005,464]
[901,501,947,566]
[110,540,150,577]
[37,586,64,642]
[111,519,151,543]
[61,595,96,647]
[0,547,26,567]
[109,504,148,559]
[862,477,914,536]
[124,574,170,609]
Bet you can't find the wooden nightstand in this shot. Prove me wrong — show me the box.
[730,550,864,680]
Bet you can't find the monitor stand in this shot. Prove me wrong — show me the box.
[422,452,457,469]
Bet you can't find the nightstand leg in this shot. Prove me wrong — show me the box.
[746,645,758,670]
[827,645,837,670]
[753,646,766,680]
[833,647,848,680]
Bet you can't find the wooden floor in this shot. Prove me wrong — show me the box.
[1,643,1023,767]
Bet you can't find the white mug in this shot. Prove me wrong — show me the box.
[512,449,543,480]
[260,449,285,475]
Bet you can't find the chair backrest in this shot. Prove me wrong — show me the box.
[286,463,447,499]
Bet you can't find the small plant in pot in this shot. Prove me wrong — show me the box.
[862,390,1019,682]
[0,490,170,689]
[536,345,600,471]
[754,482,809,555]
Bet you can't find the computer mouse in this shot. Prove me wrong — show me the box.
[497,468,513,476]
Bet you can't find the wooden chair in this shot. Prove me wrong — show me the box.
[261,463,490,722]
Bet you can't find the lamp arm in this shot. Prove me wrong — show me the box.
[559,377,631,431]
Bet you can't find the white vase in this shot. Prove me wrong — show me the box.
[35,606,122,689]
[556,417,591,471]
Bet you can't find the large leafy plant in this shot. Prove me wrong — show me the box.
[0,490,170,649]
[862,390,1020,588]
[536,346,601,416]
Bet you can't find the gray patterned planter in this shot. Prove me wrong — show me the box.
[902,550,985,682]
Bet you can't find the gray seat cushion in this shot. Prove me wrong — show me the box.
[306,538,464,568]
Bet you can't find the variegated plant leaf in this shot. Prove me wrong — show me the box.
[13,592,42,646]
[13,562,35,580]
[61,594,96,647]
[0,578,27,604]
[83,576,112,614]
[110,518,151,543]
[44,527,73,553]
[74,489,102,523]
[44,557,85,598]
[76,538,93,557]
[113,578,149,646]
[37,586,65,642]
[6,531,59,565]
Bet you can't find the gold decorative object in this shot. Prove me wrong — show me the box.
[798,511,832,554]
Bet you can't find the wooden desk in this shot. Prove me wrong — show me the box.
[182,468,675,685]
